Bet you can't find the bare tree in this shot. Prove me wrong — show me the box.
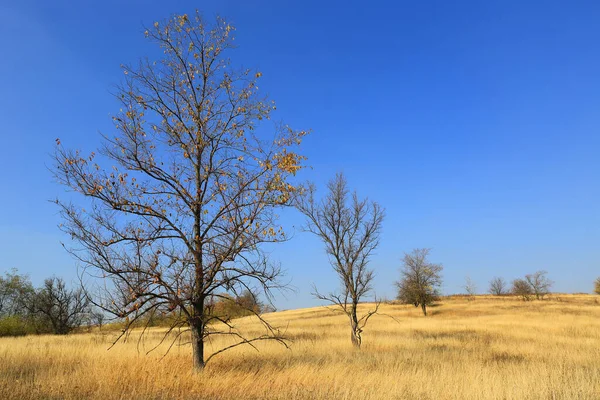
[0,269,34,318]
[396,248,442,316]
[463,276,477,299]
[595,277,600,295]
[53,13,307,370]
[294,173,384,348]
[25,277,91,335]
[511,278,533,301]
[525,271,553,300]
[488,277,507,296]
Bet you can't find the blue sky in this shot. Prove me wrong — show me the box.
[1,0,599,309]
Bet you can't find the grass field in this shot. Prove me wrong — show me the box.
[1,295,599,399]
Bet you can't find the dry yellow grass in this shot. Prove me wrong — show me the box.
[1,295,600,399]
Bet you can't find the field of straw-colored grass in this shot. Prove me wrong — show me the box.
[1,295,599,399]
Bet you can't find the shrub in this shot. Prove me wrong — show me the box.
[0,316,32,337]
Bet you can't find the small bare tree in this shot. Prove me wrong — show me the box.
[595,277,600,295]
[396,248,442,316]
[53,13,307,370]
[488,277,507,296]
[525,271,553,300]
[295,173,384,348]
[463,276,477,299]
[511,278,533,301]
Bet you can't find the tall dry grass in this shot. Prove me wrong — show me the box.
[1,295,599,399]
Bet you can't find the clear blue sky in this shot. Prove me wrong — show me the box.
[1,0,599,309]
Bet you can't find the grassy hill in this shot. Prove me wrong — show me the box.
[1,295,599,399]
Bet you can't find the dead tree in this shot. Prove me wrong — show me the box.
[396,249,442,316]
[525,271,553,300]
[463,276,477,299]
[488,277,507,296]
[53,13,307,370]
[295,173,384,348]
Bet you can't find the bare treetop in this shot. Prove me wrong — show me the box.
[525,271,553,300]
[488,277,507,296]
[53,12,308,370]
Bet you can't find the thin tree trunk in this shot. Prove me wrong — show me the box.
[421,302,427,316]
[350,303,361,348]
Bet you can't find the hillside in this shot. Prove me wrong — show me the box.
[1,295,599,399]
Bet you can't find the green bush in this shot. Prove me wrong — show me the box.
[0,316,32,336]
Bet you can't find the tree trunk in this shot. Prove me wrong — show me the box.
[193,148,204,371]
[421,302,427,316]
[190,297,205,371]
[191,316,205,370]
[350,325,361,348]
[350,303,361,348]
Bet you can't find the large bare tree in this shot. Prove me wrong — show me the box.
[294,173,384,348]
[53,13,307,370]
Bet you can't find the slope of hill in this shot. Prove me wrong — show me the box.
[1,295,599,399]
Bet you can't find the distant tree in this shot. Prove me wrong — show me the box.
[511,278,533,301]
[295,173,384,348]
[0,270,37,336]
[208,289,264,320]
[463,276,477,299]
[52,13,307,370]
[25,277,91,335]
[235,289,264,314]
[0,269,34,317]
[262,304,277,313]
[90,309,106,330]
[525,271,553,300]
[395,278,419,308]
[396,248,443,316]
[488,277,507,296]
[595,277,600,295]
